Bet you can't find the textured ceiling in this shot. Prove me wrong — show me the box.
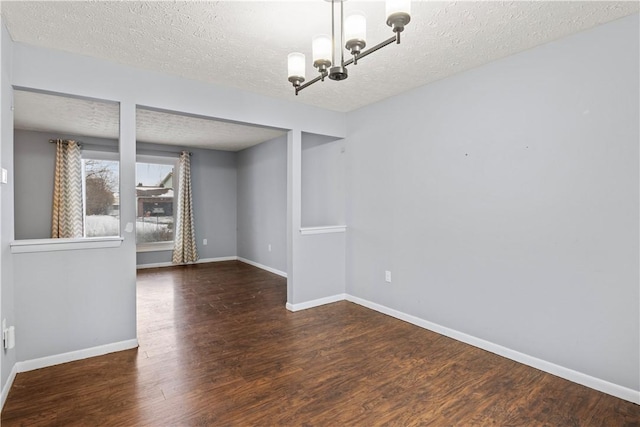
[2,1,638,113]
[14,90,120,139]
[136,108,286,151]
[13,90,286,151]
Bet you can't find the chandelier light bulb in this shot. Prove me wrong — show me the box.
[287,52,306,87]
[312,35,332,72]
[385,0,411,33]
[345,13,366,44]
[385,0,411,17]
[345,13,367,58]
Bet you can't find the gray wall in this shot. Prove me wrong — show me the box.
[13,130,56,239]
[5,32,343,394]
[13,109,138,365]
[13,131,237,262]
[345,14,639,391]
[301,132,345,227]
[14,247,137,361]
[0,21,15,395]
[136,142,237,266]
[237,136,287,273]
[13,129,119,240]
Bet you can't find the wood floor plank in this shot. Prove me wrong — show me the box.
[2,261,638,426]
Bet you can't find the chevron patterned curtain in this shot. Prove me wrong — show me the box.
[51,139,84,238]
[172,151,199,264]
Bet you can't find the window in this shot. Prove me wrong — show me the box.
[83,156,120,237]
[136,159,176,245]
[12,89,121,241]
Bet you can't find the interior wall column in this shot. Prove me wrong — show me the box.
[118,101,138,331]
[286,129,302,306]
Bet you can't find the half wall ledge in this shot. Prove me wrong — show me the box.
[299,225,346,235]
[10,237,124,254]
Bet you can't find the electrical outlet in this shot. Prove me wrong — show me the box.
[203,239,208,246]
[385,271,392,283]
[268,244,272,252]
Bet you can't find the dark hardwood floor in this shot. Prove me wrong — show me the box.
[2,261,639,426]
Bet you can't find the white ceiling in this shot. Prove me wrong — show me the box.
[13,90,120,139]
[2,1,637,114]
[5,2,639,150]
[136,108,286,151]
[13,90,286,151]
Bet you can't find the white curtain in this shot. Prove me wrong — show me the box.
[172,151,199,264]
[51,139,84,238]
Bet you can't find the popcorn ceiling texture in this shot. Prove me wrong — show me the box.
[13,90,286,151]
[13,90,120,139]
[135,108,286,151]
[2,1,638,113]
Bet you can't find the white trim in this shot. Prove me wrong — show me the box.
[345,294,640,405]
[136,242,174,253]
[1,363,17,411]
[281,291,640,403]
[136,256,237,270]
[136,153,180,164]
[300,225,347,235]
[286,293,347,312]
[16,339,138,373]
[237,257,287,278]
[82,149,119,161]
[10,237,123,254]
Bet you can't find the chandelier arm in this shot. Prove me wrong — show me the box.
[295,73,325,95]
[347,35,398,65]
[295,34,400,95]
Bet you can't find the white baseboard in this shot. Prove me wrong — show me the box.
[346,294,639,405]
[16,339,139,373]
[237,257,287,278]
[137,256,288,279]
[1,363,17,411]
[136,256,237,270]
[286,293,346,312]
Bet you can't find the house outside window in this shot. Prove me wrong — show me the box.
[136,157,177,248]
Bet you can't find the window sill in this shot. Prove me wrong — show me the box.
[11,237,123,254]
[136,242,174,253]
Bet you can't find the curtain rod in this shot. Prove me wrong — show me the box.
[138,150,192,156]
[49,139,83,147]
[143,150,192,156]
[50,139,193,156]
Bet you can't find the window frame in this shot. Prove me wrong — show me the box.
[135,154,179,253]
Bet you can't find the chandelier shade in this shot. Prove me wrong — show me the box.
[287,52,306,87]
[385,0,411,18]
[287,0,413,94]
[345,13,367,56]
[386,0,411,33]
[312,34,333,73]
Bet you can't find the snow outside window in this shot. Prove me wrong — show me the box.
[82,155,120,238]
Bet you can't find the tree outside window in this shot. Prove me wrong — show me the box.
[83,158,119,237]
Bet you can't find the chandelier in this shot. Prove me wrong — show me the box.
[287,0,412,95]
